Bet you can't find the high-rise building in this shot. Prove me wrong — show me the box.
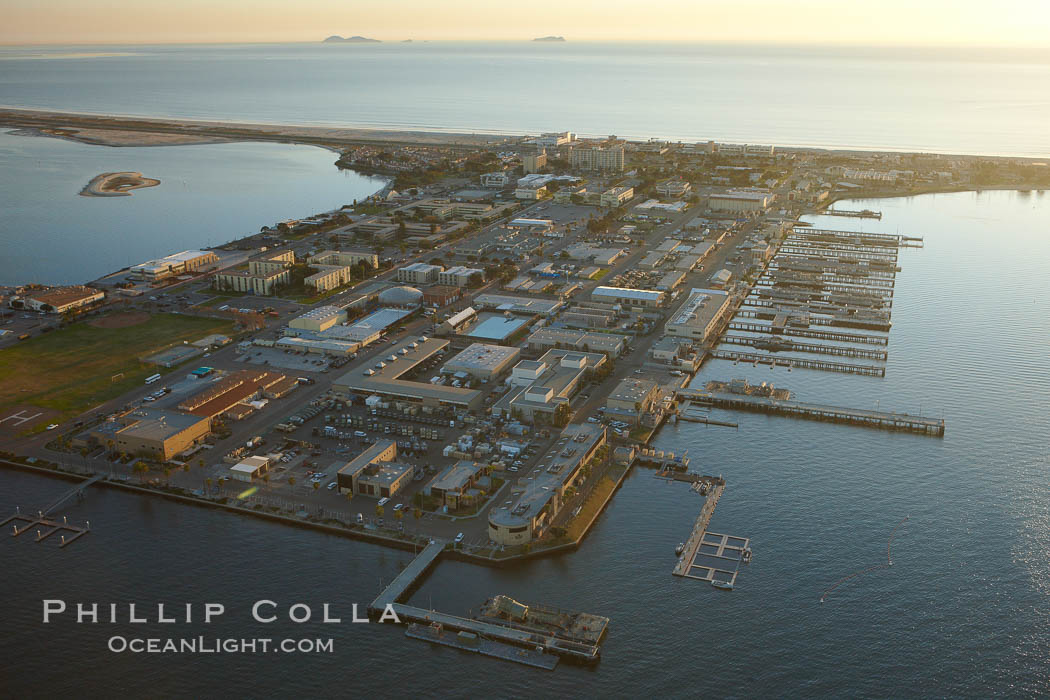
[569,145,625,172]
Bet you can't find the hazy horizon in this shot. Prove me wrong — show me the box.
[5,0,1050,47]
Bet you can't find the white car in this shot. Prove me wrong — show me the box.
[327,481,337,490]
[378,497,390,507]
[45,424,59,430]
[454,533,465,543]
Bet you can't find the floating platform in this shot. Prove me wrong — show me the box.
[676,531,751,587]
[406,623,559,670]
[711,349,886,377]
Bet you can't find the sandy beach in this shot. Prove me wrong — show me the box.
[0,107,519,149]
[79,171,161,197]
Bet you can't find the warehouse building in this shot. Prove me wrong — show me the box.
[488,423,606,545]
[442,343,521,381]
[423,285,462,308]
[343,307,414,344]
[130,250,219,282]
[605,378,661,424]
[592,286,665,308]
[288,306,346,333]
[425,461,486,509]
[334,337,483,411]
[89,408,211,462]
[229,454,275,482]
[16,285,105,314]
[665,288,731,343]
[334,440,412,498]
[473,294,563,317]
[708,190,773,213]
[526,328,626,357]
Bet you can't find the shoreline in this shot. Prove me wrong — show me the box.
[3,106,1050,159]
[79,170,161,197]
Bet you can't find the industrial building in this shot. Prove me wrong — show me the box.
[463,312,529,344]
[229,454,274,482]
[633,199,689,218]
[526,328,626,357]
[289,306,346,333]
[343,307,414,344]
[592,286,665,308]
[487,423,606,545]
[130,250,219,282]
[442,343,521,381]
[605,378,660,423]
[425,461,486,509]
[665,288,731,343]
[423,285,462,308]
[570,145,625,172]
[438,266,484,288]
[442,307,478,334]
[397,262,443,285]
[334,440,412,498]
[16,286,104,314]
[473,294,563,317]
[177,370,287,421]
[88,408,211,461]
[492,349,606,424]
[334,337,483,411]
[559,304,618,328]
[708,190,773,213]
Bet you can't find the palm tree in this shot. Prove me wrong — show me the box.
[288,476,296,488]
[312,481,320,492]
[205,477,213,493]
[375,504,385,519]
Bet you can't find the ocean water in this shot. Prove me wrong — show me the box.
[2,43,1050,156]
[1,190,1048,697]
[0,131,385,285]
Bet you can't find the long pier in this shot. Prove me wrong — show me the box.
[41,473,104,515]
[720,335,888,361]
[369,540,605,664]
[672,480,725,577]
[727,321,889,346]
[710,349,886,377]
[823,208,882,220]
[676,389,944,436]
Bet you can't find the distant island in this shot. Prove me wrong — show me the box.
[323,35,381,43]
[533,36,566,42]
[80,171,160,197]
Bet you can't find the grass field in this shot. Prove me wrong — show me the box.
[0,313,235,420]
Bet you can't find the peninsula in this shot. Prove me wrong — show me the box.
[533,36,566,42]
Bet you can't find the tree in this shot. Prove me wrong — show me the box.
[288,476,296,488]
[375,504,385,518]
[313,481,320,492]
[394,509,404,521]
[413,507,422,521]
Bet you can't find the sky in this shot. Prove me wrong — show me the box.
[3,0,1050,46]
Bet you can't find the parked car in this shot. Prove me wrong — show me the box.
[454,533,465,543]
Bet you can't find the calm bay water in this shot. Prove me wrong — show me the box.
[2,190,1048,697]
[0,131,385,285]
[2,43,1050,156]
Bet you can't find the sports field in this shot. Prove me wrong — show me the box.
[0,312,234,421]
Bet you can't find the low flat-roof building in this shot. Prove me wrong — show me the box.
[334,440,412,498]
[488,423,606,545]
[493,349,606,424]
[423,285,461,308]
[288,305,346,333]
[473,294,563,317]
[177,370,287,421]
[89,408,210,461]
[527,328,626,357]
[229,454,274,482]
[334,337,483,411]
[442,307,478,333]
[305,264,352,293]
[666,288,731,343]
[18,286,104,314]
[442,343,521,381]
[657,178,692,198]
[308,249,379,269]
[592,286,665,308]
[343,307,413,344]
[605,378,660,424]
[425,461,485,508]
[708,190,772,213]
[130,250,219,282]
[463,312,529,344]
[601,186,634,207]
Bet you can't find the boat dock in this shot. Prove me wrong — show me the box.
[676,388,945,436]
[2,509,91,548]
[727,321,888,346]
[720,334,888,361]
[676,530,751,588]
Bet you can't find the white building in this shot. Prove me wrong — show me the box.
[570,145,625,172]
[481,171,511,188]
[439,266,484,288]
[397,262,443,285]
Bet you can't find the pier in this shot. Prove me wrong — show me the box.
[676,388,944,436]
[370,540,607,665]
[672,478,725,578]
[710,349,886,377]
[727,321,889,346]
[720,334,889,361]
[2,510,91,547]
[823,208,882,220]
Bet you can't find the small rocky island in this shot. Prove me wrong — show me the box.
[79,171,160,197]
[533,36,566,42]
[323,35,381,43]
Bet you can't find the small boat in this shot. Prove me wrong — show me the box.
[742,547,752,564]
[675,543,685,556]
[711,580,734,591]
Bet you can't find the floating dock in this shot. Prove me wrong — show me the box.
[676,388,944,437]
[677,531,751,587]
[2,511,91,547]
[710,349,886,377]
[823,208,882,220]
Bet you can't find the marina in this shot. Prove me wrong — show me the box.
[669,476,752,590]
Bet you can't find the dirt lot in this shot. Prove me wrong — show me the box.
[88,311,151,329]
